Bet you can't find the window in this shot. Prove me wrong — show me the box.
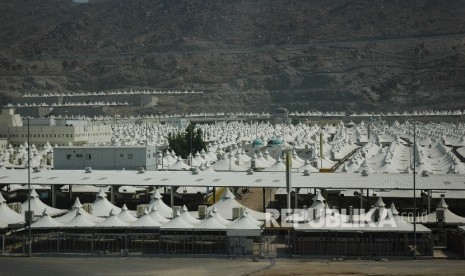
[128,154,133,160]
[120,154,124,158]
[86,154,92,160]
[66,154,72,160]
[76,154,83,158]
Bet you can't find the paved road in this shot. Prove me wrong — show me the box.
[0,256,268,276]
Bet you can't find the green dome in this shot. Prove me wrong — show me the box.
[269,138,283,145]
[252,138,263,146]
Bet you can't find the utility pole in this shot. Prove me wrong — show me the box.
[413,123,417,260]
[27,117,32,257]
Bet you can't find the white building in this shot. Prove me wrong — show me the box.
[0,108,112,147]
[53,145,158,171]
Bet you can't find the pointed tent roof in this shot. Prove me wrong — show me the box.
[419,197,465,224]
[95,210,128,228]
[149,207,170,223]
[390,202,400,216]
[160,214,193,230]
[195,212,227,230]
[130,210,161,228]
[71,197,83,209]
[91,188,121,217]
[374,196,386,207]
[208,188,265,220]
[148,192,172,218]
[117,204,137,223]
[21,188,66,217]
[437,197,449,209]
[211,208,232,225]
[62,209,96,228]
[55,206,104,224]
[312,192,325,202]
[228,212,262,236]
[180,205,201,224]
[31,210,63,228]
[0,197,24,224]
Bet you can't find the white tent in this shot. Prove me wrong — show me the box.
[55,197,104,223]
[227,211,263,236]
[195,212,227,230]
[147,191,172,218]
[62,209,97,228]
[95,210,128,228]
[0,192,24,224]
[149,206,171,223]
[207,188,265,220]
[21,188,66,217]
[419,197,465,224]
[31,210,63,228]
[131,210,161,228]
[160,214,193,230]
[180,205,201,224]
[117,204,137,223]
[91,188,121,217]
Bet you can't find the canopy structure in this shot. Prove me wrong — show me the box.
[0,192,24,224]
[2,169,464,190]
[160,214,193,230]
[31,210,63,228]
[55,197,104,223]
[91,188,122,217]
[227,211,263,237]
[62,209,97,228]
[149,206,170,223]
[418,197,465,225]
[207,188,265,220]
[131,210,161,228]
[147,190,172,218]
[95,210,128,228]
[21,188,66,217]
[117,204,137,223]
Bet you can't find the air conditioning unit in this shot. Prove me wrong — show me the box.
[7,202,22,214]
[172,206,181,217]
[137,204,148,216]
[232,207,243,219]
[198,205,207,219]
[82,203,93,214]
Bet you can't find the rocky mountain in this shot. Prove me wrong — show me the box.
[1,0,465,114]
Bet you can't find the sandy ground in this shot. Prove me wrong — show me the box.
[1,257,465,276]
[252,259,465,276]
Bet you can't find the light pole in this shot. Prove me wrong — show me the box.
[27,117,32,257]
[412,122,417,260]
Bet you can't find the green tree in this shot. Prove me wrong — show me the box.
[168,123,206,159]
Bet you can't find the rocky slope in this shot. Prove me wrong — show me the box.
[1,0,465,113]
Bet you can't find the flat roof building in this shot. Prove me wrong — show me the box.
[0,108,112,147]
[53,146,158,171]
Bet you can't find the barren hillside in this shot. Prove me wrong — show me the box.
[1,0,465,113]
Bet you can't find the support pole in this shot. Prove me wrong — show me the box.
[413,123,417,260]
[286,150,292,255]
[427,190,432,213]
[213,187,216,203]
[262,187,266,212]
[27,117,32,257]
[110,185,115,204]
[294,188,299,209]
[69,185,73,199]
[170,186,174,208]
[51,185,56,208]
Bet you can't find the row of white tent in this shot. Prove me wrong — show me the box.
[0,188,265,234]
